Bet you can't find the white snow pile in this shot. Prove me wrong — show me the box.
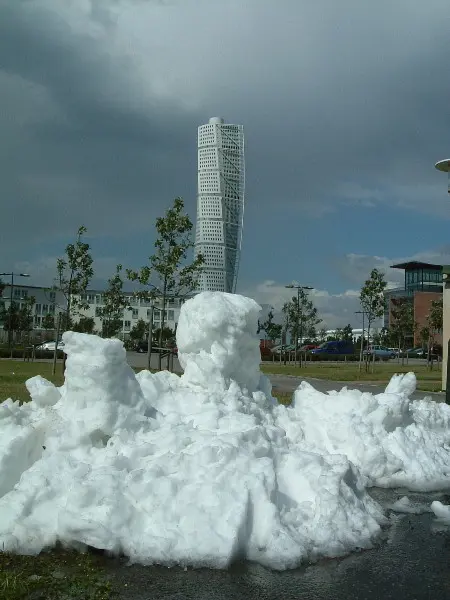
[1,291,450,570]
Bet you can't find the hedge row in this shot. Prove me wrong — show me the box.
[264,353,381,363]
[0,348,65,359]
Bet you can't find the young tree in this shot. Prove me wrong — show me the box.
[154,326,175,347]
[390,298,414,364]
[42,313,56,331]
[72,316,95,334]
[98,265,130,339]
[127,197,204,370]
[426,299,443,369]
[342,324,353,342]
[360,268,387,370]
[259,309,283,344]
[318,327,327,343]
[334,327,344,341]
[283,290,322,365]
[55,225,94,330]
[129,318,149,343]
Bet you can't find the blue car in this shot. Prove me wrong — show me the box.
[310,341,355,355]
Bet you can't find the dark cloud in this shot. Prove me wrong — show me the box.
[1,0,450,295]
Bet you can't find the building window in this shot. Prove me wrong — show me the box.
[132,309,138,319]
[42,304,49,314]
[35,304,42,314]
[124,320,131,331]
[167,310,174,321]
[87,294,95,304]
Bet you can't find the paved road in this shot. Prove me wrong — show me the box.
[95,488,450,600]
[126,352,444,401]
[268,373,444,402]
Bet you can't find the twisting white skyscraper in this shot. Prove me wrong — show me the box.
[195,117,245,293]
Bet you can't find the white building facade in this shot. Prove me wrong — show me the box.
[0,284,67,341]
[195,116,245,293]
[76,291,184,339]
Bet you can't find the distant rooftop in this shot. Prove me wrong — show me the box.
[391,261,442,271]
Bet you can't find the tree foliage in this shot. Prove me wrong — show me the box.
[282,290,322,343]
[259,309,283,342]
[360,268,387,339]
[55,225,94,330]
[129,318,149,342]
[1,297,36,341]
[342,324,353,342]
[390,298,414,356]
[42,313,56,331]
[98,265,130,338]
[127,197,204,368]
[72,316,96,334]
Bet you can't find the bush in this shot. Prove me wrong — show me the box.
[0,348,65,359]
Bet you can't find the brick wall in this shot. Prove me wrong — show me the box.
[413,291,443,345]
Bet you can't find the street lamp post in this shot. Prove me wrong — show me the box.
[285,283,313,368]
[0,272,30,351]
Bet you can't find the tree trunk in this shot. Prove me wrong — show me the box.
[158,281,167,371]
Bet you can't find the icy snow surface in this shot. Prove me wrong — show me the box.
[1,291,450,570]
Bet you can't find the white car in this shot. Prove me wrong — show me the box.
[36,341,65,351]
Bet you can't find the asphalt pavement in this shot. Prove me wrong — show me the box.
[95,488,450,600]
[125,352,444,402]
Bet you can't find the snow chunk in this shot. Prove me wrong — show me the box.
[0,292,448,569]
[278,375,450,491]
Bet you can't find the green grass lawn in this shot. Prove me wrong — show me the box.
[261,362,443,392]
[0,361,65,403]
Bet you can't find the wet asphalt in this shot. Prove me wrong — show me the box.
[98,489,450,600]
[112,355,448,599]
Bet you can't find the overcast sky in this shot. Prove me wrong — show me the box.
[1,0,450,328]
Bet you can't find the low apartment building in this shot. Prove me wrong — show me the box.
[0,284,67,341]
[75,290,186,339]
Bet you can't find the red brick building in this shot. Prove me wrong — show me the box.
[385,261,443,346]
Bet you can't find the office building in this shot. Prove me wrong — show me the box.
[195,117,245,293]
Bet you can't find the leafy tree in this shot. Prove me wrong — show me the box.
[333,327,344,341]
[360,268,387,370]
[259,309,283,343]
[127,197,204,370]
[72,316,95,334]
[342,324,353,342]
[129,318,149,342]
[154,326,175,347]
[55,225,94,331]
[318,327,327,343]
[282,290,322,364]
[390,298,414,363]
[426,299,443,368]
[42,313,56,331]
[98,265,130,338]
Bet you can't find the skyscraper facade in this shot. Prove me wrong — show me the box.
[195,117,245,293]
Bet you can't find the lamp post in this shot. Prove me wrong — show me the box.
[0,272,30,351]
[435,159,450,397]
[285,283,313,367]
[355,310,365,373]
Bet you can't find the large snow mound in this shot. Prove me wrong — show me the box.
[0,291,449,570]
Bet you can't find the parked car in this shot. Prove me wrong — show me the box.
[400,347,438,360]
[363,345,395,360]
[310,341,354,355]
[36,340,65,351]
[300,344,319,352]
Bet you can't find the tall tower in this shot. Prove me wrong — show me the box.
[195,117,245,293]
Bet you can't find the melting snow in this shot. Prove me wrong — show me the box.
[1,291,450,569]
